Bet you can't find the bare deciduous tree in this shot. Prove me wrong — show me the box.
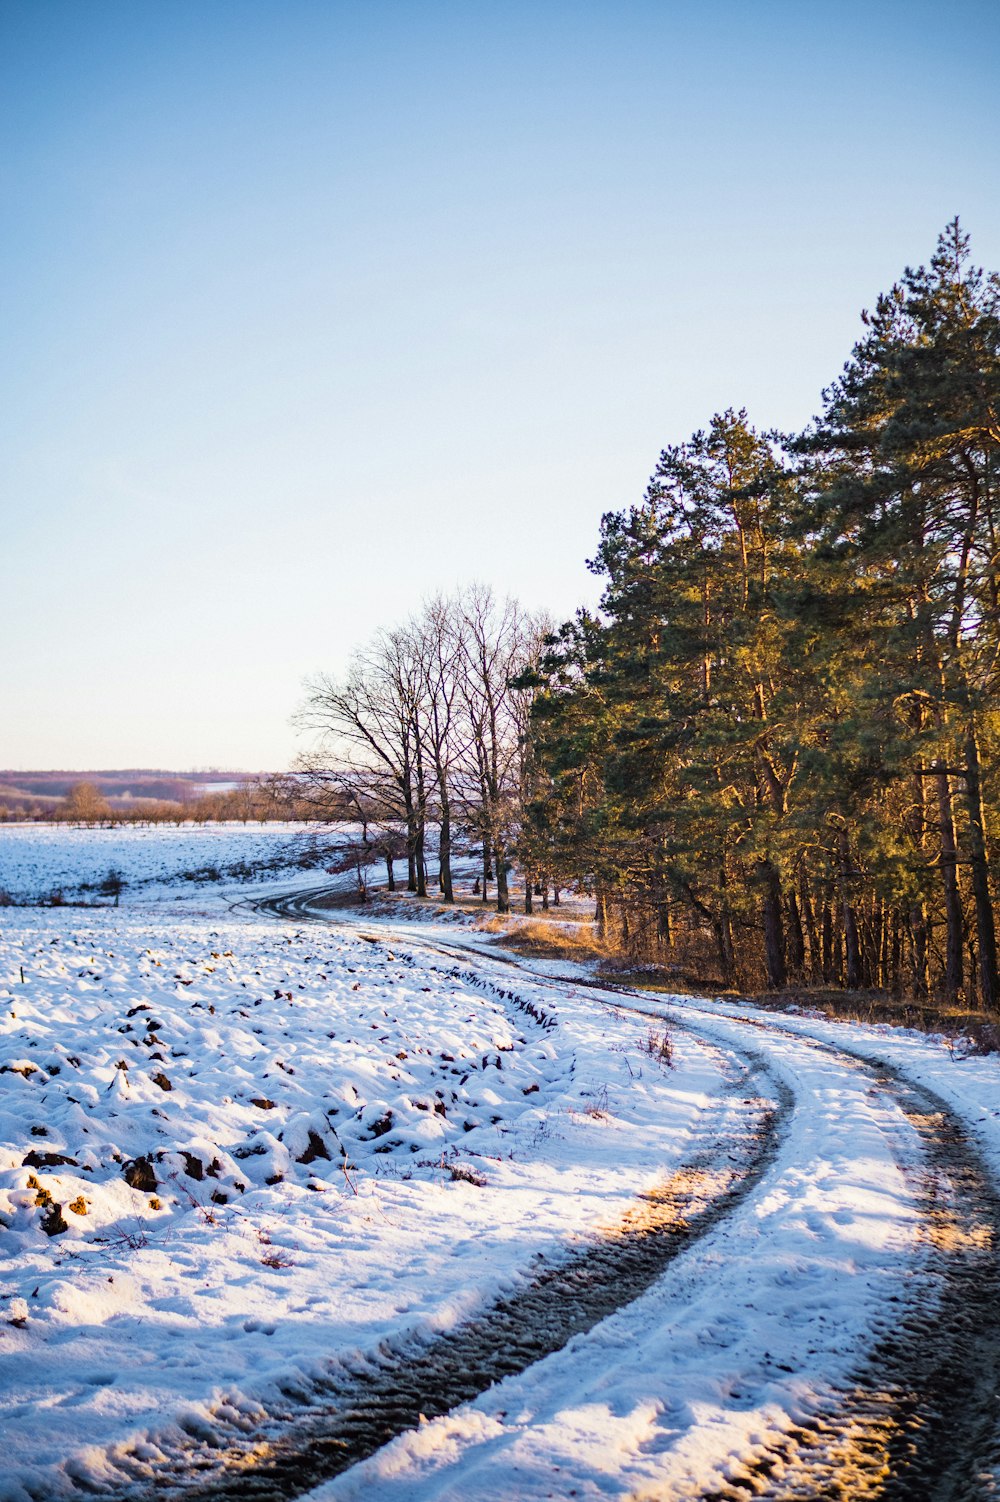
[296,586,546,913]
[62,782,111,826]
[413,595,463,902]
[296,626,430,895]
[453,586,547,914]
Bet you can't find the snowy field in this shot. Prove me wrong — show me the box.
[0,823,331,904]
[2,827,1000,1497]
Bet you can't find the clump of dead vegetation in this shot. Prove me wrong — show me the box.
[640,1028,674,1067]
[447,1161,487,1186]
[479,914,605,963]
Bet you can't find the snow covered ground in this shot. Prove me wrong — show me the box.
[2,827,1000,1498]
[0,841,734,1498]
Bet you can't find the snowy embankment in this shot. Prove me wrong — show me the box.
[0,902,729,1498]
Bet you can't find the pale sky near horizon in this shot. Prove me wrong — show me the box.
[3,0,999,771]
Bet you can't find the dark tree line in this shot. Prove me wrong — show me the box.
[525,222,1000,1005]
[41,778,320,827]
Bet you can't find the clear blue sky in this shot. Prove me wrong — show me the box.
[3,0,998,770]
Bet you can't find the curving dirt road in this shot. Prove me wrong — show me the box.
[136,883,1000,1500]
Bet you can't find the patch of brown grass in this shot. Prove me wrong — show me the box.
[563,958,1000,1051]
[480,916,605,963]
[594,959,707,994]
[823,989,1000,1037]
[722,986,1000,1050]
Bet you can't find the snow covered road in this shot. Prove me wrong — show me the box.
[261,891,1000,1501]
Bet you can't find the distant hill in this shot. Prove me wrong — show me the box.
[0,771,270,818]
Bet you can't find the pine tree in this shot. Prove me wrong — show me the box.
[800,220,1000,1006]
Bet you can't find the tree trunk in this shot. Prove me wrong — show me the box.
[800,877,820,983]
[524,872,533,915]
[715,911,736,987]
[495,843,510,914]
[821,898,834,984]
[843,902,861,990]
[963,718,999,1011]
[967,939,980,1009]
[863,900,882,989]
[717,862,735,984]
[385,854,395,891]
[909,768,930,996]
[890,911,903,996]
[481,841,491,903]
[877,901,890,990]
[836,828,861,990]
[909,905,929,996]
[934,761,964,1003]
[413,822,427,898]
[438,800,454,903]
[786,891,806,977]
[404,785,418,893]
[758,859,787,989]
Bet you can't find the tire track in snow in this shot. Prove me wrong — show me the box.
[384,945,1000,1498]
[653,1008,1000,1500]
[159,1060,786,1501]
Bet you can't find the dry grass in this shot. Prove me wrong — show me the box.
[588,968,1000,1051]
[448,1161,487,1186]
[361,886,607,963]
[479,915,605,963]
[640,1027,674,1067]
[360,888,491,919]
[260,1249,296,1269]
[735,986,1000,1050]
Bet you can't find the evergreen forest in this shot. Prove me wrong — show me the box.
[522,221,1000,1007]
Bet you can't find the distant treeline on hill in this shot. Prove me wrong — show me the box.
[0,772,332,824]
